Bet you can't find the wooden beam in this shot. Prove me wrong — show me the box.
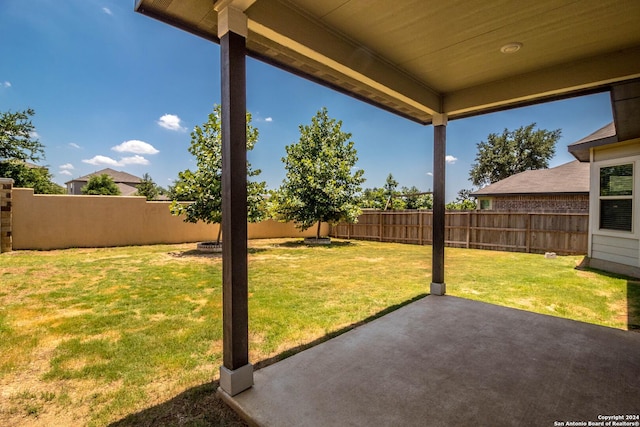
[221,30,249,371]
[431,115,447,295]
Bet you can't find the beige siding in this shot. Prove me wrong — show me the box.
[593,138,640,162]
[591,234,639,267]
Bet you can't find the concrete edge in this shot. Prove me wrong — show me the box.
[217,387,262,427]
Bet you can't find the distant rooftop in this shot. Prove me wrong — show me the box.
[65,168,142,185]
[471,161,589,196]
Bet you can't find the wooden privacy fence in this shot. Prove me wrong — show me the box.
[331,210,588,255]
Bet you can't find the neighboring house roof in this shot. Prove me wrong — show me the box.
[116,183,140,197]
[568,122,617,162]
[471,161,589,196]
[65,168,142,185]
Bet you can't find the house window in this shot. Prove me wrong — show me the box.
[599,163,633,231]
[479,199,491,210]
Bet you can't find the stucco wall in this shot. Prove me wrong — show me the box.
[11,188,328,250]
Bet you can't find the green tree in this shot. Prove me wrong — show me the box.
[135,173,159,201]
[401,186,432,210]
[1,108,64,194]
[0,161,64,194]
[82,174,121,195]
[170,104,267,245]
[359,187,386,209]
[274,107,365,238]
[0,108,44,162]
[382,173,405,210]
[166,176,191,202]
[446,189,476,210]
[469,123,561,187]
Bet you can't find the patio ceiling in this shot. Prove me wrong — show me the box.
[135,0,640,124]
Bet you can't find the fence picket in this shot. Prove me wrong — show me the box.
[331,210,588,255]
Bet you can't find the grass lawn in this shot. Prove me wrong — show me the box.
[0,239,637,426]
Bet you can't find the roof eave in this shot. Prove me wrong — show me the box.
[568,135,619,162]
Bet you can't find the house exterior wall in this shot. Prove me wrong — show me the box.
[67,180,83,195]
[588,138,640,278]
[477,194,589,213]
[11,188,328,250]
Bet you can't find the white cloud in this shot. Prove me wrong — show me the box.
[29,131,40,139]
[102,7,112,15]
[119,155,149,166]
[82,154,150,167]
[68,142,81,149]
[83,155,120,167]
[426,172,433,176]
[112,140,159,155]
[157,114,186,131]
[264,117,273,122]
[2,81,11,88]
[445,155,458,164]
[60,163,74,170]
[59,170,73,176]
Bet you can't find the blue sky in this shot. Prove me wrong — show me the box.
[0,1,614,202]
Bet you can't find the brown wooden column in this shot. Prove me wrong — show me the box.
[217,4,253,396]
[431,114,447,295]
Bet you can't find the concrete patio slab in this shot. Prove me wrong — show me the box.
[220,296,640,426]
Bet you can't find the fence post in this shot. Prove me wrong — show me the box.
[0,178,14,253]
[467,212,472,249]
[526,214,531,253]
[379,211,383,241]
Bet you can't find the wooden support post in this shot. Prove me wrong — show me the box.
[218,4,253,397]
[431,114,447,295]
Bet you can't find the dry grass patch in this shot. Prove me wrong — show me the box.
[0,239,634,426]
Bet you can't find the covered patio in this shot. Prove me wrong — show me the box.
[223,296,640,426]
[133,0,640,422]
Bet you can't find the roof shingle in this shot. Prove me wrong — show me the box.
[65,168,142,185]
[471,161,589,196]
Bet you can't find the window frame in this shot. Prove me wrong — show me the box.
[596,160,635,235]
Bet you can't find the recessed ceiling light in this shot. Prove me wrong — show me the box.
[500,42,523,54]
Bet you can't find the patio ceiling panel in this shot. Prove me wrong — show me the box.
[135,0,640,123]
[245,0,442,121]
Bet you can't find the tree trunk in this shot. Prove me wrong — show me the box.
[316,221,321,239]
[216,226,222,245]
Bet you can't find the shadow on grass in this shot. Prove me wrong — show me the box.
[168,247,269,258]
[109,293,428,427]
[275,239,354,249]
[576,257,640,331]
[108,380,247,427]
